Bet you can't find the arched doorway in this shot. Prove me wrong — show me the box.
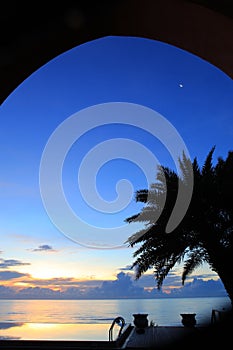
[1,2,232,348]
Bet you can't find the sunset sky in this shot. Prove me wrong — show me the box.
[0,35,232,298]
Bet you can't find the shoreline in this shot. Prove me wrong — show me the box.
[0,295,229,301]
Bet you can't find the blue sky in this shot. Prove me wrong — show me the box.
[0,35,232,297]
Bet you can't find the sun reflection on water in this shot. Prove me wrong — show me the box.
[0,322,114,341]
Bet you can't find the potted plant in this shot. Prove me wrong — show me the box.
[133,314,149,329]
[180,313,197,327]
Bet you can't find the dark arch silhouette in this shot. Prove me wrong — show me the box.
[1,1,232,349]
[1,0,233,104]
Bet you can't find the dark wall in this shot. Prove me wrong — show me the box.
[1,0,233,104]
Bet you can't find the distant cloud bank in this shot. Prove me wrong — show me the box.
[0,272,228,300]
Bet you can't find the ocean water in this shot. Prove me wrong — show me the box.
[0,297,231,325]
[0,297,231,340]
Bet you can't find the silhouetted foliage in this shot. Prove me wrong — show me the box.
[125,147,233,306]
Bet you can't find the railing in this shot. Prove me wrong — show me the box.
[109,316,125,341]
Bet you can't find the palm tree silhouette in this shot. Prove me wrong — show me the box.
[125,147,233,307]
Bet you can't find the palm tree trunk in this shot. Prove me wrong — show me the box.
[206,246,233,308]
[216,261,233,309]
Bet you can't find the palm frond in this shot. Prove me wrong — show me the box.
[201,146,215,175]
[182,248,207,284]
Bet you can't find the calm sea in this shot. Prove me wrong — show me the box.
[0,297,231,340]
[0,297,231,325]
